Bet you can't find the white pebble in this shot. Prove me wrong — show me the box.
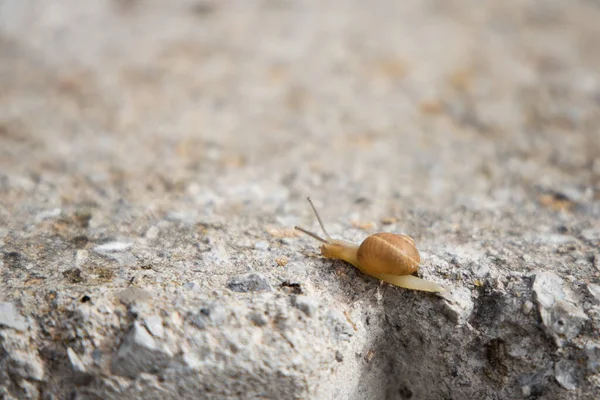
[94,242,133,252]
[254,241,269,251]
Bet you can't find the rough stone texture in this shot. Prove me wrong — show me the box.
[0,302,28,331]
[0,0,599,399]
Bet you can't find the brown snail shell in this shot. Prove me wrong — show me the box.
[357,232,420,276]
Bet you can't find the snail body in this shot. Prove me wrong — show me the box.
[295,198,443,292]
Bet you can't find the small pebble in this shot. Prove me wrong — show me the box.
[67,348,87,373]
[254,241,269,251]
[0,302,28,331]
[439,287,474,325]
[275,256,289,267]
[587,283,600,303]
[111,322,173,379]
[94,242,133,252]
[555,359,580,390]
[116,288,152,305]
[8,350,45,381]
[248,312,268,327]
[144,315,164,338]
[533,271,588,347]
[145,226,160,240]
[291,295,317,317]
[522,300,534,314]
[191,305,228,329]
[585,342,600,373]
[183,282,202,292]
[581,228,600,244]
[35,208,61,222]
[62,268,84,283]
[227,273,272,293]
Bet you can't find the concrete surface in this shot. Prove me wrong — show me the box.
[1,0,599,399]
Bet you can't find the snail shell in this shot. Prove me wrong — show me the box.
[357,232,420,276]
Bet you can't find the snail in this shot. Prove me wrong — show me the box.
[295,198,444,292]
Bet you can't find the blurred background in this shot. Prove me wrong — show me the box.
[1,0,599,220]
[1,0,599,254]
